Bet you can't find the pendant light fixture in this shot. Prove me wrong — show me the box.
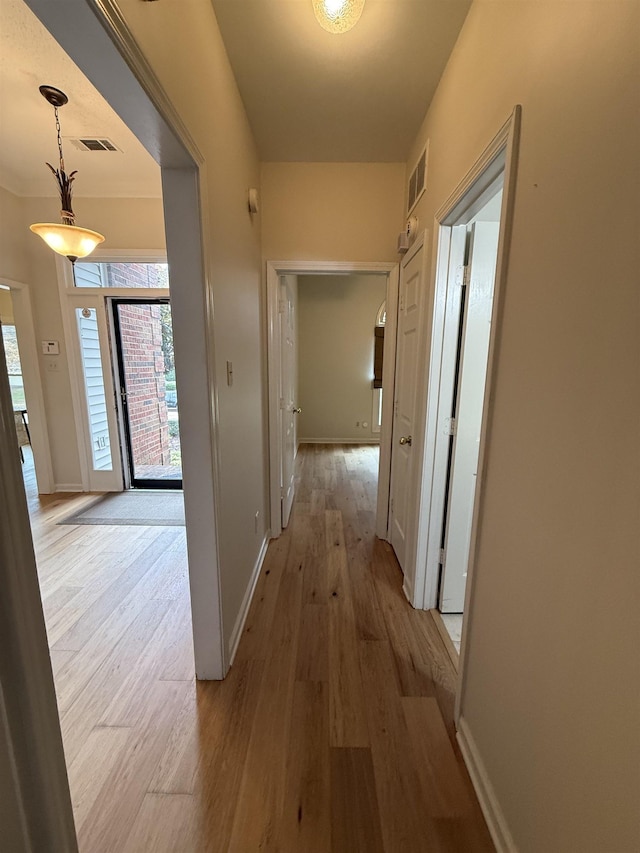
[312,0,365,34]
[30,86,104,264]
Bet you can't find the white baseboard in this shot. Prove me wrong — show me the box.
[457,716,518,853]
[298,438,380,445]
[227,532,270,667]
[54,483,83,493]
[402,573,414,605]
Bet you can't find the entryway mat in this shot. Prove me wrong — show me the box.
[58,490,185,527]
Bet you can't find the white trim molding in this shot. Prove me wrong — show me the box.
[0,277,55,495]
[228,533,270,667]
[0,317,78,852]
[266,260,399,541]
[457,717,518,853]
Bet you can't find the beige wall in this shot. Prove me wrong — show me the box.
[298,274,386,442]
[261,162,405,262]
[117,0,266,656]
[407,2,640,850]
[0,185,29,285]
[0,290,14,324]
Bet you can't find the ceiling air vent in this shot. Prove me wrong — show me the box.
[407,142,428,214]
[67,137,121,153]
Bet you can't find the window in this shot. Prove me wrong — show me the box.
[73,262,169,289]
[1,325,24,410]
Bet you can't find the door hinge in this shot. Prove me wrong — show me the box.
[390,497,394,512]
[439,548,446,566]
[278,299,286,314]
[462,264,471,287]
[445,417,457,436]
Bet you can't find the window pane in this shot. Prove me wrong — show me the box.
[75,309,112,471]
[1,325,25,409]
[74,262,169,289]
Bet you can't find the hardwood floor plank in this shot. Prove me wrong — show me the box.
[77,680,190,853]
[330,747,385,853]
[326,510,369,747]
[59,599,173,765]
[401,697,474,817]
[51,531,178,653]
[121,793,202,853]
[67,726,132,836]
[296,603,329,682]
[99,594,194,726]
[359,639,432,852]
[276,681,331,853]
[233,532,291,663]
[227,570,303,851]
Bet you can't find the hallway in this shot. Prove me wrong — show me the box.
[34,444,492,852]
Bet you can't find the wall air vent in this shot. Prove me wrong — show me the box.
[407,141,428,214]
[67,137,121,153]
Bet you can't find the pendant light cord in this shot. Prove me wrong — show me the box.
[54,105,65,173]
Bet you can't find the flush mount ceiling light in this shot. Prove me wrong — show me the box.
[312,0,365,33]
[30,86,105,264]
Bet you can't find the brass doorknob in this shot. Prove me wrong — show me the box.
[293,407,302,414]
[399,435,412,446]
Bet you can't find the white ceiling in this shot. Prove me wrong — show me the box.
[210,0,472,162]
[0,0,472,200]
[0,0,162,198]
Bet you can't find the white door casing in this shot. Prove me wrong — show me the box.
[280,276,298,527]
[389,236,426,571]
[440,221,500,612]
[65,293,123,492]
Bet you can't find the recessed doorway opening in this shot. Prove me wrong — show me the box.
[266,261,399,541]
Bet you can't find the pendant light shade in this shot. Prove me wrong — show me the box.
[29,223,105,261]
[312,0,365,33]
[30,86,105,264]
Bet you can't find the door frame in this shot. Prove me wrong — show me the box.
[410,107,521,718]
[25,0,226,683]
[266,260,399,539]
[110,297,183,490]
[0,277,55,494]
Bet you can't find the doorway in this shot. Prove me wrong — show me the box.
[266,261,399,540]
[111,299,183,489]
[408,108,520,684]
[438,202,502,618]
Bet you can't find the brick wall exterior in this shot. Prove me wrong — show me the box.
[104,263,169,289]
[119,303,169,469]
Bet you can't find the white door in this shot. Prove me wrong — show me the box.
[68,295,123,492]
[389,239,425,570]
[439,222,500,612]
[280,276,298,527]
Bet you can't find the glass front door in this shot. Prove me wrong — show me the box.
[112,299,182,489]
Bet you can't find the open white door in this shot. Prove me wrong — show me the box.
[439,221,500,612]
[280,276,298,528]
[67,294,123,492]
[388,237,425,570]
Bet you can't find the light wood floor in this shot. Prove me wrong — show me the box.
[26,444,493,852]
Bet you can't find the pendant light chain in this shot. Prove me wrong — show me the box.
[54,105,66,174]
